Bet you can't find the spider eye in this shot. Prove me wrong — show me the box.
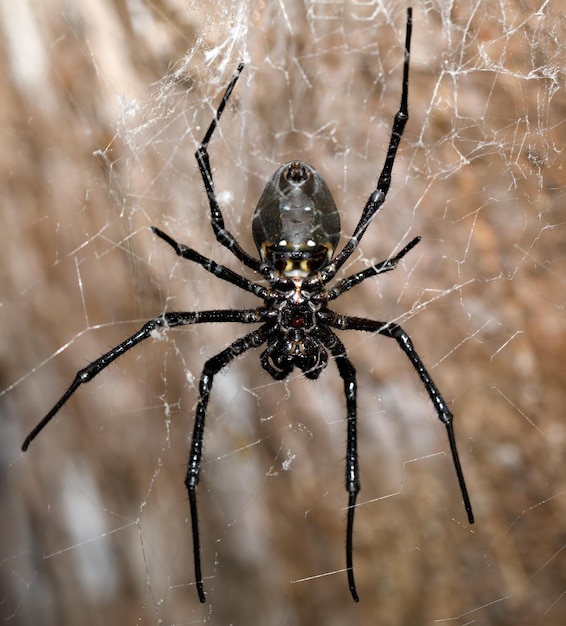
[252,160,341,275]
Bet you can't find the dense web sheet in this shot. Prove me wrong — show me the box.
[1,1,565,624]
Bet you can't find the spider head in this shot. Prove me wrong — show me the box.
[260,333,328,381]
[252,161,340,280]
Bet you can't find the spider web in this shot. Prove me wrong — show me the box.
[1,0,565,624]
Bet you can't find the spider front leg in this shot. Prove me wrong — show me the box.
[187,327,268,603]
[319,328,360,602]
[331,315,474,524]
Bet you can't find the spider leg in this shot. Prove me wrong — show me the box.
[186,326,268,603]
[21,309,262,451]
[330,314,475,524]
[152,227,266,299]
[319,328,360,602]
[320,8,412,284]
[327,236,421,301]
[194,63,261,272]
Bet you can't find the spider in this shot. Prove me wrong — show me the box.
[22,8,473,603]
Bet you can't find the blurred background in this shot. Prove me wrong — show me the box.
[1,0,564,624]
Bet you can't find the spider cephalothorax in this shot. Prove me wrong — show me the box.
[22,8,474,604]
[260,292,328,380]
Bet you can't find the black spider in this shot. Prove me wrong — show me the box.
[22,8,474,603]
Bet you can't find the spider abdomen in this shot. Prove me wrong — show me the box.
[252,161,341,278]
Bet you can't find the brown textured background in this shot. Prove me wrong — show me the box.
[1,1,565,625]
